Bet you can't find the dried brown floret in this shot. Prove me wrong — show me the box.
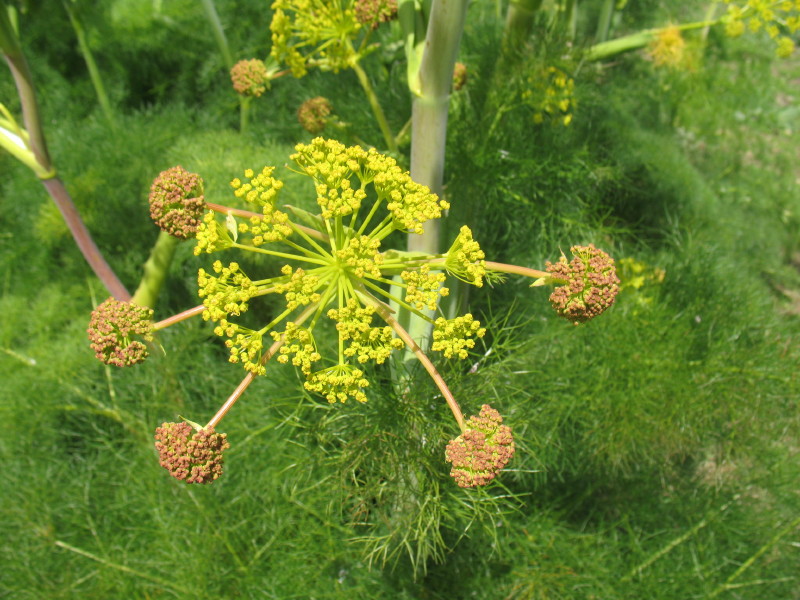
[354,0,398,29]
[148,166,205,239]
[154,422,230,484]
[445,405,515,488]
[297,97,333,134]
[87,297,154,367]
[230,59,270,97]
[545,244,620,324]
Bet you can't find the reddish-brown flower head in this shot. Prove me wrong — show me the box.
[452,62,468,91]
[445,404,515,488]
[297,97,333,134]
[354,0,398,29]
[87,297,154,367]
[148,166,205,239]
[154,422,230,484]
[230,59,270,97]
[546,244,620,324]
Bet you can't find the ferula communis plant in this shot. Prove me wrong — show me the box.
[87,139,620,487]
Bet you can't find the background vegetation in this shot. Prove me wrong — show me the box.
[1,0,799,598]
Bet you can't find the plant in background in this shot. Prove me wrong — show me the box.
[720,0,799,57]
[87,138,619,487]
[230,58,271,97]
[297,96,334,134]
[270,0,400,152]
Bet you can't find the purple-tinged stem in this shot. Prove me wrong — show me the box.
[42,178,131,301]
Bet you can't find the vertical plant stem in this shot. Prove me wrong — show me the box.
[199,0,250,131]
[240,95,251,134]
[401,0,468,356]
[502,0,543,57]
[63,1,115,125]
[352,61,398,154]
[200,0,234,69]
[131,231,179,308]
[595,0,615,43]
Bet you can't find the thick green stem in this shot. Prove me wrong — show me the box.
[63,2,114,125]
[239,96,251,134]
[131,231,179,308]
[351,61,398,154]
[401,0,468,356]
[595,0,615,43]
[503,0,544,57]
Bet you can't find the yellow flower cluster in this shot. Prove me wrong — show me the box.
[217,322,266,375]
[445,226,486,287]
[647,25,693,70]
[721,0,799,57]
[292,138,449,234]
[272,322,321,375]
[335,235,383,278]
[328,298,404,364]
[232,167,284,207]
[523,65,575,126]
[275,265,322,310]
[431,314,486,359]
[401,264,449,311]
[194,211,235,255]
[270,0,362,77]
[305,364,370,403]
[198,261,259,322]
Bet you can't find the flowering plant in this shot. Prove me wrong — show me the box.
[88,138,619,487]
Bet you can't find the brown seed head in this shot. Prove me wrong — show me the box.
[154,422,230,484]
[230,59,270,97]
[354,0,398,29]
[297,97,333,134]
[452,62,468,91]
[545,244,620,324]
[148,166,205,239]
[445,404,515,488]
[87,297,154,367]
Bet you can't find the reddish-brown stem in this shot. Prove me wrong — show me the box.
[4,31,129,301]
[485,260,549,280]
[368,297,465,432]
[205,201,327,242]
[153,305,205,331]
[205,336,284,430]
[204,303,318,430]
[42,178,131,301]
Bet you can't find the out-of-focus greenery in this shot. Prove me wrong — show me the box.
[1,0,799,597]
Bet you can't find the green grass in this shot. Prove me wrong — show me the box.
[2,1,800,598]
